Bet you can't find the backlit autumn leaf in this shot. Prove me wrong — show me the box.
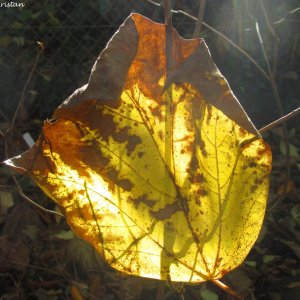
[5,14,272,282]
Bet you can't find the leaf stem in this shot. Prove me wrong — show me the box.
[258,107,300,134]
[144,0,270,82]
[211,279,244,300]
[163,0,174,73]
[193,0,206,38]
[162,0,172,28]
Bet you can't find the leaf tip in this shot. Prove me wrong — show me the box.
[2,156,27,174]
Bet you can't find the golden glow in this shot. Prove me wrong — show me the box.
[6,13,272,283]
[43,150,118,215]
[30,80,271,282]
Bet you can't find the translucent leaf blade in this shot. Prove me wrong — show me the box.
[4,13,272,282]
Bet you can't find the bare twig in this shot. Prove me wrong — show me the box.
[162,0,172,27]
[272,37,280,79]
[254,21,273,77]
[246,0,290,181]
[273,6,300,24]
[163,0,174,73]
[3,139,64,217]
[259,0,277,40]
[212,279,243,300]
[0,181,63,217]
[233,0,245,48]
[253,1,279,80]
[193,0,206,38]
[290,33,299,63]
[10,41,44,130]
[3,41,63,218]
[0,184,15,192]
[268,194,284,212]
[144,0,270,82]
[245,1,273,77]
[14,177,64,218]
[245,2,284,114]
[258,0,280,78]
[259,107,300,134]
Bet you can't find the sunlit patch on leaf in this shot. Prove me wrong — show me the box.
[4,14,272,282]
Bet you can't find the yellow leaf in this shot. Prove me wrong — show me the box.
[4,14,272,283]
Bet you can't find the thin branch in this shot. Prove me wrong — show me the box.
[3,138,64,218]
[0,184,15,192]
[273,6,300,24]
[259,107,300,134]
[14,177,64,218]
[144,0,270,82]
[259,0,277,40]
[186,12,270,82]
[272,37,280,79]
[163,0,174,73]
[211,279,243,300]
[245,1,273,78]
[255,21,273,77]
[193,0,206,38]
[10,41,44,130]
[290,32,299,63]
[162,0,172,27]
[245,2,284,114]
[235,0,245,48]
[246,0,290,180]
[258,0,280,77]
[0,181,63,217]
[3,41,63,218]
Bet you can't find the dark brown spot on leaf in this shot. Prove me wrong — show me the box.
[192,172,206,183]
[151,202,180,220]
[99,113,116,142]
[199,137,207,157]
[195,198,201,206]
[117,179,133,191]
[198,189,208,196]
[138,151,145,158]
[106,169,118,182]
[158,130,164,141]
[151,106,162,120]
[128,195,156,209]
[250,185,257,193]
[127,135,142,154]
[206,105,212,125]
[114,126,130,143]
[254,178,263,185]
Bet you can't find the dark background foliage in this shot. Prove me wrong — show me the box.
[0,0,299,299]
